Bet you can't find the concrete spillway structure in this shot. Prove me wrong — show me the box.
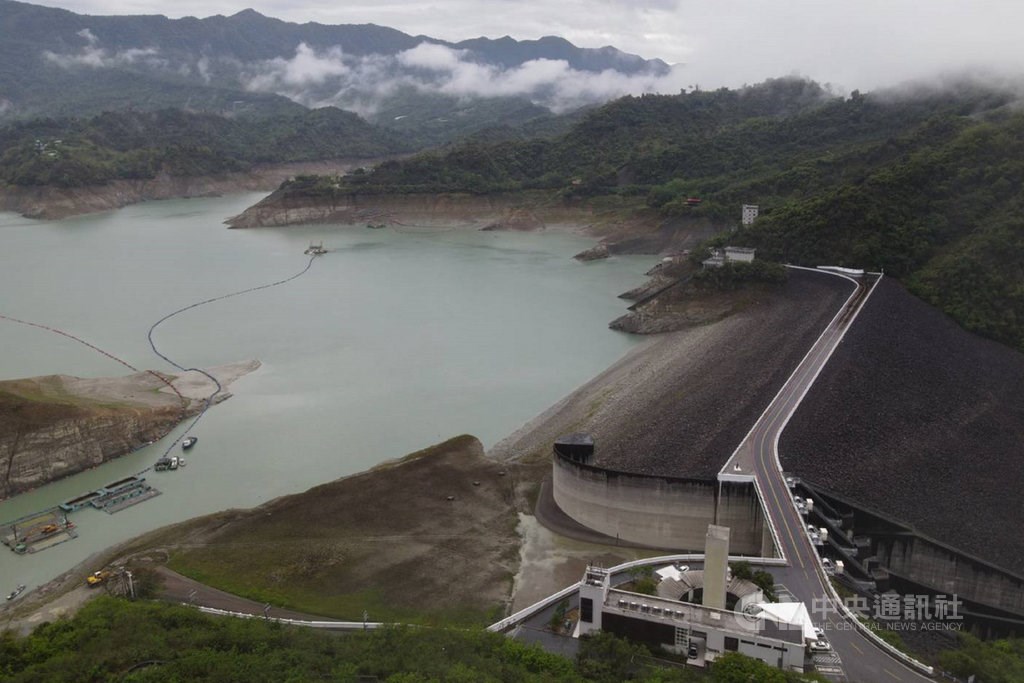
[550,435,774,556]
[703,525,730,610]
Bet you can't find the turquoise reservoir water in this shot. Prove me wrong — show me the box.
[0,193,652,589]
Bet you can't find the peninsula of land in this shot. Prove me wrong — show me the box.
[0,360,259,499]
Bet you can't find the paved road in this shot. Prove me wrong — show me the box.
[155,567,339,622]
[720,269,933,683]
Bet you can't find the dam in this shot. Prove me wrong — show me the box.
[549,434,774,557]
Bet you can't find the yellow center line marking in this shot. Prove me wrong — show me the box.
[884,667,902,680]
[748,315,847,572]
[759,422,804,568]
[850,641,864,654]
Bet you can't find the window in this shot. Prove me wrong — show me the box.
[581,598,593,623]
[725,637,738,652]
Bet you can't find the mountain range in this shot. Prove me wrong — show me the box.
[0,0,670,142]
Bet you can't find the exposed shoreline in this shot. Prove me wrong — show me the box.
[225,189,720,258]
[0,160,371,221]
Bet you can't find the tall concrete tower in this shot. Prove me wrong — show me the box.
[703,524,731,610]
[577,566,610,636]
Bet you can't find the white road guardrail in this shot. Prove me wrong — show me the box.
[191,605,383,631]
[487,553,786,633]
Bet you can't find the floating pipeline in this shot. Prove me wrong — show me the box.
[0,252,322,548]
[143,252,319,467]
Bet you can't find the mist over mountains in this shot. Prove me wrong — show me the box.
[0,0,676,131]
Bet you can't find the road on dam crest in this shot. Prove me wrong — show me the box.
[721,267,933,683]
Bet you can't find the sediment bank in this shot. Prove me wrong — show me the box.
[225,189,719,257]
[0,161,367,221]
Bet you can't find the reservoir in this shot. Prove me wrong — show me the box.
[0,193,653,589]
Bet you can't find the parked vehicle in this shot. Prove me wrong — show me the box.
[810,639,832,652]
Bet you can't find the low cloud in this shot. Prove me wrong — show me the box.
[77,28,99,46]
[40,34,687,116]
[397,43,466,72]
[246,43,351,90]
[241,41,686,114]
[196,56,212,84]
[43,30,165,70]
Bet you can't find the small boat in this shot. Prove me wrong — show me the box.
[181,437,198,450]
[6,584,26,601]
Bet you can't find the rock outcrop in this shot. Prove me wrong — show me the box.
[224,190,595,231]
[1,404,185,499]
[0,361,258,500]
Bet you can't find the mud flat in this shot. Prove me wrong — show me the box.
[145,435,524,625]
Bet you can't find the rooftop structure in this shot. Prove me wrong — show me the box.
[574,525,813,673]
[702,246,757,268]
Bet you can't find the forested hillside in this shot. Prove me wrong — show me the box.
[0,596,823,682]
[288,77,1024,350]
[0,107,413,188]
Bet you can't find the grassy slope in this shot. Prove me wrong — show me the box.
[167,435,526,627]
[0,376,129,427]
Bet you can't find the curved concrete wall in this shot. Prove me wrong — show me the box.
[552,452,773,555]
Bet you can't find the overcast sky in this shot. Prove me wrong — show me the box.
[36,0,1024,92]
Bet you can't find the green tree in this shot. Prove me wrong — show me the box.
[710,652,788,682]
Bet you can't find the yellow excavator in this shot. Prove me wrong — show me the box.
[86,570,112,587]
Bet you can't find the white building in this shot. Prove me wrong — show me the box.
[575,525,814,673]
[742,204,759,225]
[702,246,757,268]
[576,564,812,672]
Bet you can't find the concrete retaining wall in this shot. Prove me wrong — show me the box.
[552,452,772,555]
[810,485,1024,621]
[876,535,1024,617]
